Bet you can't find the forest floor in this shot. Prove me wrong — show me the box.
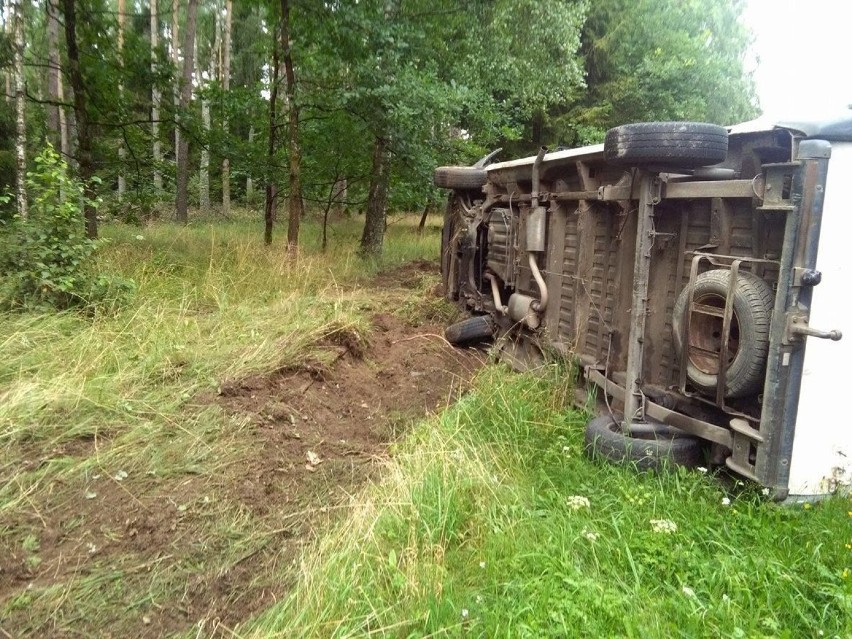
[0,216,484,638]
[1,269,481,638]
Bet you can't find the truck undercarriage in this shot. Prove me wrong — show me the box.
[435,117,852,499]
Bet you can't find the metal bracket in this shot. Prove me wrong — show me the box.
[785,313,843,344]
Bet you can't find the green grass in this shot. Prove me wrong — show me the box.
[243,365,852,638]
[0,212,443,637]
[3,211,851,638]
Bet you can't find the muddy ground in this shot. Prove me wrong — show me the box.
[0,261,484,638]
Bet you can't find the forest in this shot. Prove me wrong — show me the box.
[8,2,849,639]
[2,0,757,278]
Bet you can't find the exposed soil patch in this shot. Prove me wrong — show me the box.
[0,260,484,638]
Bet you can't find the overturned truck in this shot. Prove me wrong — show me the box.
[435,117,852,500]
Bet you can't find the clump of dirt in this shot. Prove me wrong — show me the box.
[0,260,485,638]
[215,309,483,517]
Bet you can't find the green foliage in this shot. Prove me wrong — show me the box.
[0,146,134,311]
[524,0,758,152]
[244,366,852,638]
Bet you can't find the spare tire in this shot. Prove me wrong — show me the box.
[434,166,488,190]
[604,122,728,168]
[584,414,704,471]
[672,269,774,399]
[445,316,495,346]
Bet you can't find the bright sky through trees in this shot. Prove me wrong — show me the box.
[745,0,852,120]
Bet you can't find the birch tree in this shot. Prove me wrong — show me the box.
[221,0,232,216]
[151,0,162,192]
[199,37,209,211]
[172,0,181,162]
[62,0,97,238]
[12,0,27,218]
[281,0,303,256]
[175,0,199,223]
[117,0,126,199]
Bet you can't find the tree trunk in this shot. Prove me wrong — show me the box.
[199,37,209,211]
[172,0,180,163]
[62,0,97,238]
[4,13,10,105]
[246,126,254,202]
[264,18,280,246]
[117,0,126,199]
[281,0,303,257]
[12,0,26,219]
[332,178,347,218]
[221,0,232,215]
[417,200,431,235]
[174,0,198,224]
[46,0,61,147]
[150,0,162,192]
[359,136,391,258]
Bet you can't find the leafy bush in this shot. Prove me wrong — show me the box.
[0,145,134,311]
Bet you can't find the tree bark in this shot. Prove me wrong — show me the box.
[150,0,162,192]
[221,0,232,215]
[46,0,61,147]
[281,0,303,257]
[246,126,254,202]
[12,0,26,219]
[62,0,97,238]
[264,18,280,246]
[172,0,180,163]
[174,0,198,224]
[199,37,209,211]
[359,136,391,258]
[117,0,126,199]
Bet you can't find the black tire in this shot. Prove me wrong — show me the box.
[433,166,488,190]
[584,414,704,471]
[604,122,728,168]
[672,269,774,398]
[445,316,495,346]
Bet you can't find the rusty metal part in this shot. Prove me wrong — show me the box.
[623,173,661,426]
[530,147,547,210]
[587,369,733,448]
[507,293,541,329]
[528,253,549,313]
[484,272,508,315]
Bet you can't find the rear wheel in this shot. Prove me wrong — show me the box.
[604,122,728,168]
[584,414,704,471]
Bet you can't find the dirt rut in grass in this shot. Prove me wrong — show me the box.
[0,261,484,638]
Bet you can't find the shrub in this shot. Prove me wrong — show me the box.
[0,145,134,311]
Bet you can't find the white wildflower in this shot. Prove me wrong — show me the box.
[761,488,770,496]
[479,561,486,569]
[650,519,678,534]
[721,497,731,506]
[476,595,483,604]
[461,609,469,619]
[135,235,144,241]
[582,529,599,542]
[682,586,696,598]
[566,495,590,511]
[697,467,708,474]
